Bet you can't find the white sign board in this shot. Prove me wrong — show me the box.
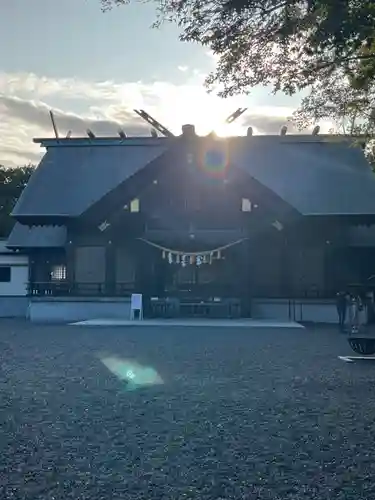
[130,293,143,320]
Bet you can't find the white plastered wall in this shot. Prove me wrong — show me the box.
[0,254,29,296]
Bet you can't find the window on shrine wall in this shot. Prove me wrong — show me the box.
[0,266,11,282]
[51,265,67,281]
[241,198,252,212]
[130,198,140,213]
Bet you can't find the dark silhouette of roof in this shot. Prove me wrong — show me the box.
[7,223,66,248]
[230,136,375,216]
[12,138,169,219]
[9,134,375,247]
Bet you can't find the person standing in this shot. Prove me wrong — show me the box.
[366,289,375,324]
[336,290,348,331]
[348,292,365,334]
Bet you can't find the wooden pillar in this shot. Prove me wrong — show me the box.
[134,240,148,294]
[105,241,116,295]
[42,253,52,282]
[280,234,291,297]
[154,254,167,296]
[323,242,332,295]
[246,239,253,316]
[65,240,75,285]
[239,240,252,317]
[28,254,35,295]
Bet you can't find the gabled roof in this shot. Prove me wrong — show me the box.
[11,134,375,226]
[6,223,67,248]
[0,239,16,254]
[12,137,169,222]
[231,136,375,217]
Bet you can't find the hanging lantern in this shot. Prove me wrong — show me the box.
[189,255,194,265]
[162,250,166,259]
[216,250,221,259]
[176,254,180,264]
[168,252,173,264]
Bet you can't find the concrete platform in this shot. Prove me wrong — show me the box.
[70,318,305,328]
[339,355,375,363]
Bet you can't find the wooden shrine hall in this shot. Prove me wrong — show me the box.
[7,109,375,321]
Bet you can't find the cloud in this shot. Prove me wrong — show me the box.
[0,94,148,136]
[0,70,320,166]
[0,72,133,102]
[0,145,41,166]
[242,111,296,134]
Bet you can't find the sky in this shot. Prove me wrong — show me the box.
[0,0,315,167]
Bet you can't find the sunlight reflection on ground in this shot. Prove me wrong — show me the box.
[99,355,164,391]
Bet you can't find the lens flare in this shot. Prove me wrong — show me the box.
[100,355,164,391]
[199,144,229,179]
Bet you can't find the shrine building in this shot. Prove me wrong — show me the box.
[7,117,375,322]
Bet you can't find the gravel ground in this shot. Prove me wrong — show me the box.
[1,321,375,500]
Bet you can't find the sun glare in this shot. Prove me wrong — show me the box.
[213,121,245,137]
[159,90,247,137]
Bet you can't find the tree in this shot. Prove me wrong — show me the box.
[100,0,375,97]
[292,73,375,166]
[293,73,375,137]
[0,165,34,238]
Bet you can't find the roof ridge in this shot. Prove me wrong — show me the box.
[33,134,364,148]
